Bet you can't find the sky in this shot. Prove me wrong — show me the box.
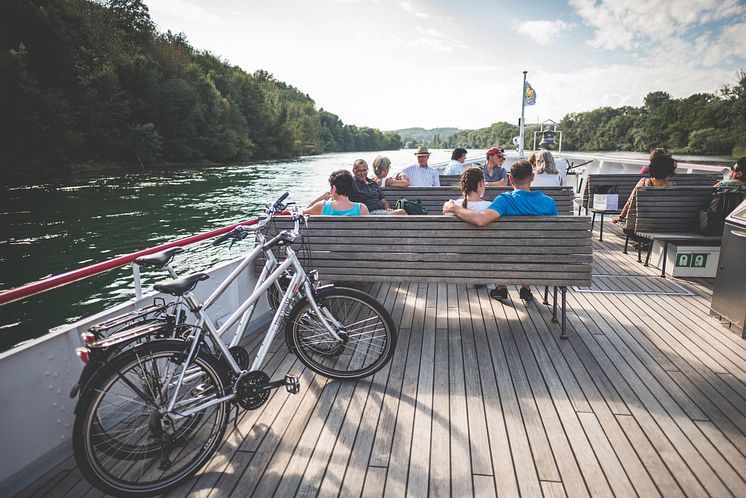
[144,0,746,131]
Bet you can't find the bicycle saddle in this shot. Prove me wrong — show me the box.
[154,273,209,296]
[135,247,185,268]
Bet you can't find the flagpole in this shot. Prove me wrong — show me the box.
[519,71,527,159]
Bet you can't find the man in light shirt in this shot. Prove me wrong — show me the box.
[398,145,440,186]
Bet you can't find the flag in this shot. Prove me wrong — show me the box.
[524,80,536,106]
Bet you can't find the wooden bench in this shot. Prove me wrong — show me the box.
[380,186,575,215]
[579,173,722,241]
[266,216,592,338]
[439,174,461,185]
[631,186,721,276]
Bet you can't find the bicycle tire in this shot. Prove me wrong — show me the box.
[73,340,229,496]
[284,286,397,380]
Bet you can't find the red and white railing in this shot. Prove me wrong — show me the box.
[0,217,262,306]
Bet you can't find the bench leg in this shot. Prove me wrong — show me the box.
[599,213,605,242]
[624,233,630,254]
[543,286,549,305]
[560,286,568,339]
[637,240,643,263]
[644,240,652,266]
[552,286,558,322]
[591,211,596,233]
[661,241,668,278]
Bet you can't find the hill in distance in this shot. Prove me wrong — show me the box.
[394,127,461,147]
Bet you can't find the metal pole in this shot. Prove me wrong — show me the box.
[519,71,527,158]
[132,262,142,300]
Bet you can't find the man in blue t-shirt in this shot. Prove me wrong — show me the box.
[443,160,557,302]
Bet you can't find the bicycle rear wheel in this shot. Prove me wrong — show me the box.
[285,286,397,380]
[73,340,229,496]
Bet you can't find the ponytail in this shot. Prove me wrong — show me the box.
[460,167,484,208]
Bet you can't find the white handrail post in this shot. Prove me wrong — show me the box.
[132,262,142,300]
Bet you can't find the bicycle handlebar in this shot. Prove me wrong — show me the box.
[213,192,301,247]
[272,192,289,211]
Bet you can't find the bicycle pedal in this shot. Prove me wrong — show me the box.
[285,374,300,394]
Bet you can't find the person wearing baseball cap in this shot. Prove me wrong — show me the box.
[483,146,508,186]
[397,145,440,186]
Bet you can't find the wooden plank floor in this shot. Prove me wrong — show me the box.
[21,222,746,497]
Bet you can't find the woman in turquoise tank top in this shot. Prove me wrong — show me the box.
[303,170,369,216]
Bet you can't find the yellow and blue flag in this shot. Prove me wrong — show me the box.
[524,80,536,106]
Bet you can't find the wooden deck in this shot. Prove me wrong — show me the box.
[21,223,746,497]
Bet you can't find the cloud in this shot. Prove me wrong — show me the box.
[699,21,746,67]
[569,0,746,50]
[147,0,226,24]
[399,1,429,19]
[514,20,573,45]
[411,38,453,53]
[410,27,470,52]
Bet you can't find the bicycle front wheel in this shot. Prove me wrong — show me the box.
[73,340,229,497]
[285,286,397,380]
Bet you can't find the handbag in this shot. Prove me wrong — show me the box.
[395,197,427,215]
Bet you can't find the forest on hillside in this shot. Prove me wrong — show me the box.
[443,71,746,158]
[396,127,459,148]
[0,0,401,178]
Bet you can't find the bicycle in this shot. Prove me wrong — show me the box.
[71,193,398,496]
[70,197,299,399]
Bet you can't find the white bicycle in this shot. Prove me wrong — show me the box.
[71,193,398,496]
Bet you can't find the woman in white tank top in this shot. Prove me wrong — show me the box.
[445,167,491,213]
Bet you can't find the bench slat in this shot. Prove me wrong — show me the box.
[306,253,594,263]
[300,242,593,252]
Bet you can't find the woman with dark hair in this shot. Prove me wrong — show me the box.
[716,157,745,187]
[444,147,468,175]
[613,154,677,224]
[303,170,369,216]
[640,147,667,175]
[445,167,491,212]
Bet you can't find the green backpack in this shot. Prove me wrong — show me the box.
[395,197,427,215]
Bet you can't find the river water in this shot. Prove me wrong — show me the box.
[0,148,734,351]
[0,149,459,351]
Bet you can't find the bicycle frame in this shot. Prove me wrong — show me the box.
[163,225,345,419]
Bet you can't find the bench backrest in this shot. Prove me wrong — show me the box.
[380,186,574,215]
[439,174,460,185]
[263,216,592,287]
[580,173,721,209]
[633,186,715,234]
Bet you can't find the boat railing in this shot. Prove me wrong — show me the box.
[0,217,262,307]
[560,152,731,175]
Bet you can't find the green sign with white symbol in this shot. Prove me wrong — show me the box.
[675,253,708,267]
